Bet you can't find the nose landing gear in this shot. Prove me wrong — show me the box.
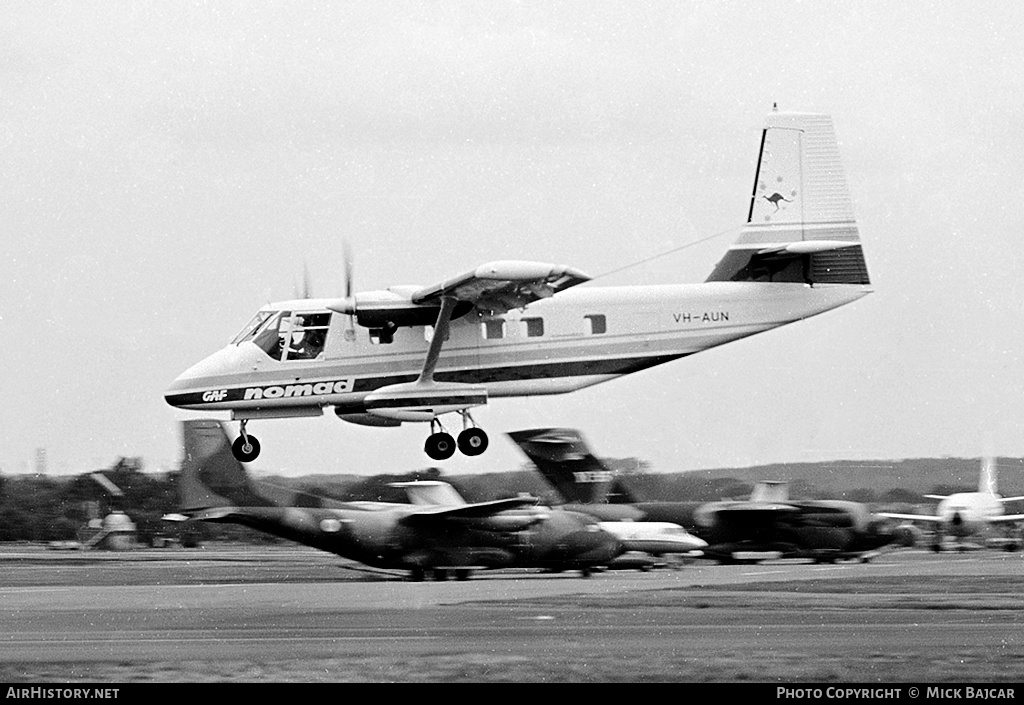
[231,420,261,462]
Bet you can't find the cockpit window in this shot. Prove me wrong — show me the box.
[282,312,331,361]
[251,311,289,359]
[231,311,275,345]
[239,310,332,361]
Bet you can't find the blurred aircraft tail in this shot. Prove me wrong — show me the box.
[179,420,274,512]
[507,428,635,504]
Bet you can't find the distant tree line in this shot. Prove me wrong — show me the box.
[0,455,978,544]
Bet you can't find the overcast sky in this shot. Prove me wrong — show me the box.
[3,1,1024,479]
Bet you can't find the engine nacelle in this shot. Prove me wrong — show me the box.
[457,507,549,532]
[363,381,488,422]
[335,411,403,428]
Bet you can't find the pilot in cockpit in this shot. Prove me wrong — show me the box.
[286,316,327,360]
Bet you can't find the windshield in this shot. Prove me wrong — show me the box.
[231,310,275,345]
[235,310,333,361]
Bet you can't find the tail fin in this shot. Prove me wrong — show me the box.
[749,481,790,503]
[979,456,998,496]
[707,111,870,285]
[179,420,277,512]
[390,480,466,507]
[507,428,635,504]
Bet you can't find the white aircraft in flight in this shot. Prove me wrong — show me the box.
[166,110,872,461]
[880,457,1024,551]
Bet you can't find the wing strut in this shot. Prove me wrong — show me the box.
[417,296,458,384]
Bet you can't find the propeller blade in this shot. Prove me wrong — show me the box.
[302,261,312,299]
[343,240,354,299]
[342,240,356,340]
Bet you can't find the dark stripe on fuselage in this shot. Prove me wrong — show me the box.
[164,353,688,408]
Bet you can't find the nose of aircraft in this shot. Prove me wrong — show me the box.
[164,345,253,409]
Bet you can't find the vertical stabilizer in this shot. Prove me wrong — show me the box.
[508,428,632,504]
[180,420,275,511]
[391,480,467,507]
[707,111,870,285]
[979,456,998,496]
[749,480,790,504]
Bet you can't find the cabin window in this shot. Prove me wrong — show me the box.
[424,325,450,343]
[522,317,544,337]
[481,319,505,340]
[585,314,607,335]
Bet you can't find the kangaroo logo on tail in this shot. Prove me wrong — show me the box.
[763,192,794,211]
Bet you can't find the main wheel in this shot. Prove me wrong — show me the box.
[457,428,489,456]
[231,435,261,462]
[424,432,456,460]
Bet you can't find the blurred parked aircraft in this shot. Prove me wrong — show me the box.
[168,419,622,580]
[879,456,1024,551]
[509,428,895,564]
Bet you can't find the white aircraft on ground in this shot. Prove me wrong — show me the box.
[880,457,1024,552]
[165,110,872,461]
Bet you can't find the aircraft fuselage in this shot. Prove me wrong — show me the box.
[937,493,1005,537]
[165,281,869,417]
[211,503,621,573]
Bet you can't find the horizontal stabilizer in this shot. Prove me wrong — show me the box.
[756,240,860,256]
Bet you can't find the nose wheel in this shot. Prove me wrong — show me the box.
[231,421,261,462]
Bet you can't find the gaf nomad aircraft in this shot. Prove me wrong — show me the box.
[165,111,871,461]
[510,428,895,564]
[880,457,1024,552]
[170,419,622,579]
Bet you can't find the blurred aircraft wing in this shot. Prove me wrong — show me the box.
[989,514,1024,524]
[401,496,541,522]
[877,512,943,523]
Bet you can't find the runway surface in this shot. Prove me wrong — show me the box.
[1,544,1022,682]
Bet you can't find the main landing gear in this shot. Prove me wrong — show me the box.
[424,412,489,461]
[231,420,261,462]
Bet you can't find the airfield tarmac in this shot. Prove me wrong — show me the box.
[1,544,1022,682]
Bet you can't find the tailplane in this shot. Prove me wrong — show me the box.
[707,111,869,285]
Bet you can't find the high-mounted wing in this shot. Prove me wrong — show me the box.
[391,480,543,526]
[989,514,1024,524]
[400,496,546,532]
[412,260,590,315]
[876,512,943,524]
